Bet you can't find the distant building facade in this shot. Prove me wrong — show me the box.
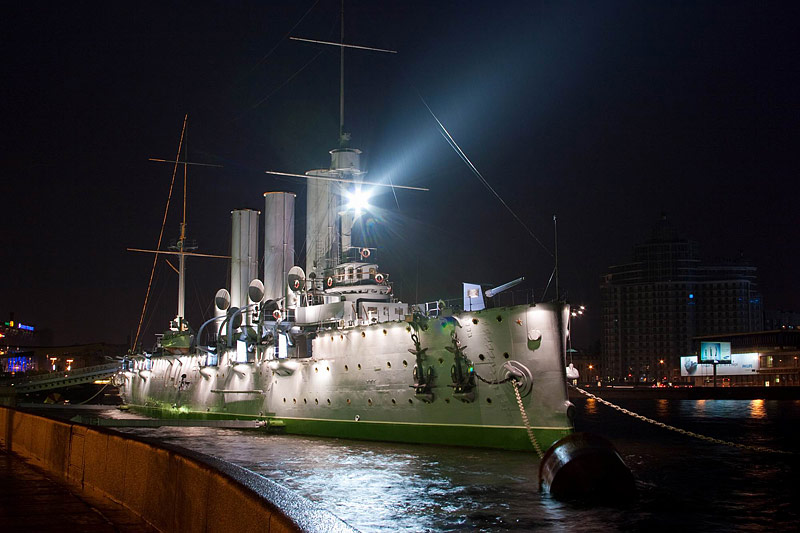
[687,330,800,387]
[763,309,800,330]
[601,216,763,383]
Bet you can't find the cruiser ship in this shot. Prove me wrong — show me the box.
[118,140,574,453]
[117,28,575,454]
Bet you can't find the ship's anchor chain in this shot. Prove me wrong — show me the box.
[445,330,476,401]
[473,371,516,385]
[512,380,544,458]
[408,332,434,402]
[570,384,795,455]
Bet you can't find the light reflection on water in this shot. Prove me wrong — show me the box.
[102,399,800,532]
[655,399,668,418]
[584,397,597,415]
[749,399,766,419]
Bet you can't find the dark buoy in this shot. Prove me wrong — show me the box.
[539,432,635,501]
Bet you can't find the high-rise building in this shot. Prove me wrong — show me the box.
[601,215,763,383]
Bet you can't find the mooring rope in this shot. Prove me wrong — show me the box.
[569,384,794,455]
[77,383,109,406]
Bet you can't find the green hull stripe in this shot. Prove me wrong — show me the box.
[125,404,571,452]
[276,415,571,431]
[276,417,569,452]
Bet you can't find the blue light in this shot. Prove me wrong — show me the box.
[689,293,694,299]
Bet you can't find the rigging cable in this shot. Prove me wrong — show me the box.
[247,49,325,112]
[132,114,187,352]
[416,92,553,258]
[241,0,321,78]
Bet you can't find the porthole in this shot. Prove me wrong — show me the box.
[358,364,362,370]
[315,399,319,405]
[445,398,450,404]
[486,397,492,404]
[438,358,444,365]
[383,329,388,335]
[408,398,413,404]
[387,361,392,368]
[478,354,485,361]
[347,398,351,405]
[303,398,307,404]
[293,398,296,404]
[331,336,334,341]
[314,367,318,373]
[326,366,330,371]
[503,352,510,359]
[344,365,349,371]
[496,315,503,322]
[402,360,408,368]
[340,334,344,340]
[368,398,373,406]
[406,326,411,332]
[283,398,286,403]
[327,399,331,405]
[361,331,366,338]
[391,399,396,404]
[472,318,479,325]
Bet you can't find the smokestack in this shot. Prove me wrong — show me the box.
[230,209,260,313]
[263,192,295,303]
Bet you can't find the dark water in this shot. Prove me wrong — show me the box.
[101,399,800,531]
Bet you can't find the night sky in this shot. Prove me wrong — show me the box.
[3,1,798,348]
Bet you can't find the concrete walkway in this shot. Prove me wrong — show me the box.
[0,448,157,532]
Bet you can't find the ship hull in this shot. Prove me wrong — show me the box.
[120,302,574,452]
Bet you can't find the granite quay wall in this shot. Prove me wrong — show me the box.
[0,406,356,533]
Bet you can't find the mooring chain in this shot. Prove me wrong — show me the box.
[474,372,515,385]
[570,385,794,455]
[512,381,544,458]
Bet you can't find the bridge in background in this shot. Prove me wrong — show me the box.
[2,363,119,394]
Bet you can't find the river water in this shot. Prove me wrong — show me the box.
[92,399,800,531]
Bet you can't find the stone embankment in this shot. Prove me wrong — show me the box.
[0,406,356,533]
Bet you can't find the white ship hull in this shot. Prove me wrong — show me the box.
[119,302,573,451]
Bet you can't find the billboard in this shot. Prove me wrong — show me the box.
[699,341,732,364]
[681,353,760,377]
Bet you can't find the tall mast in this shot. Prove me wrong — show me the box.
[177,132,188,324]
[339,0,346,147]
[291,4,397,277]
[554,214,559,302]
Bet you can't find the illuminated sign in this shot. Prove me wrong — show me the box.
[681,353,759,377]
[699,342,732,364]
[18,323,34,331]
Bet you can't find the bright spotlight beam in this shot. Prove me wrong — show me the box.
[345,189,372,212]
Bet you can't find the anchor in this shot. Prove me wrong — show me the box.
[408,331,434,402]
[445,329,476,402]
